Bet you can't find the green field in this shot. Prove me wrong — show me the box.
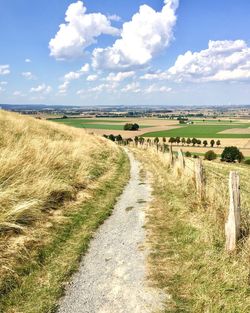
[51,118,151,130]
[50,118,126,124]
[143,123,250,138]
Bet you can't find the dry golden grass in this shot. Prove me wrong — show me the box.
[131,145,250,312]
[0,110,129,312]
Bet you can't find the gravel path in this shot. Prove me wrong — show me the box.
[57,150,165,313]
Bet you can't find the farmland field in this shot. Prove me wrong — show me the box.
[50,118,151,130]
[143,123,250,138]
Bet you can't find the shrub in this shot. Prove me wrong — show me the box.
[204,150,217,161]
[124,123,139,131]
[244,159,250,165]
[185,151,192,157]
[221,146,244,163]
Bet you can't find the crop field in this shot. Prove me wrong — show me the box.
[50,118,151,130]
[143,123,250,138]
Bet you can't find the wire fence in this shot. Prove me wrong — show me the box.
[126,141,250,252]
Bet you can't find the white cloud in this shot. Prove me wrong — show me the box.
[49,1,119,60]
[87,74,98,81]
[0,65,10,75]
[64,71,82,81]
[60,63,90,93]
[140,71,168,80]
[0,81,7,85]
[168,40,250,82]
[22,71,36,80]
[106,71,135,82]
[13,91,26,97]
[30,83,52,94]
[92,0,179,70]
[25,58,31,63]
[144,84,172,93]
[121,82,141,93]
[108,14,122,22]
[58,81,70,94]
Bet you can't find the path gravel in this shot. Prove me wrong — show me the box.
[57,150,165,313]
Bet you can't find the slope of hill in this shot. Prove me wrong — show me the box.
[131,145,250,312]
[0,110,129,312]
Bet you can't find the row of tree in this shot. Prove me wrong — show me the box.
[168,137,221,147]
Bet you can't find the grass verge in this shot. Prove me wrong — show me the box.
[0,149,129,313]
[131,147,250,312]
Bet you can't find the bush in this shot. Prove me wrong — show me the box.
[123,123,139,131]
[185,151,192,157]
[244,159,250,165]
[204,150,217,161]
[221,146,244,163]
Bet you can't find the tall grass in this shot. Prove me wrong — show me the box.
[132,147,250,312]
[0,110,129,311]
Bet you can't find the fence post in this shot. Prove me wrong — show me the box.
[168,145,174,167]
[178,148,185,171]
[225,171,241,252]
[195,158,206,200]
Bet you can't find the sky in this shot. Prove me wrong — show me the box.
[1,0,250,106]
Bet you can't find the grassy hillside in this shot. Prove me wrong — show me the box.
[0,110,129,313]
[132,146,250,312]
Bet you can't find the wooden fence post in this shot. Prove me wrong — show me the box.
[225,171,241,252]
[195,158,206,200]
[168,145,174,167]
[178,148,185,171]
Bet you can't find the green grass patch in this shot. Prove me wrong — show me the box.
[51,119,152,130]
[143,123,250,138]
[0,149,130,313]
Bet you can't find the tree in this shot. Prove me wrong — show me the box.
[203,140,208,147]
[192,137,197,146]
[204,150,217,161]
[186,138,191,146]
[221,146,244,163]
[216,140,221,147]
[116,134,123,142]
[210,139,215,147]
[181,137,186,146]
[154,137,159,144]
[134,136,139,145]
[108,134,115,141]
[185,151,192,157]
[163,137,166,143]
[132,123,139,131]
[176,137,181,145]
[138,137,144,145]
[124,123,140,131]
[169,137,176,145]
[197,139,201,146]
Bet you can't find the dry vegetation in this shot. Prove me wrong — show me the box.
[132,147,250,312]
[0,110,129,312]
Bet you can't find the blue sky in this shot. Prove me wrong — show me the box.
[1,0,250,106]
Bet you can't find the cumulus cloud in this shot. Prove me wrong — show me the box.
[30,84,52,94]
[25,58,31,63]
[144,84,172,93]
[168,40,250,82]
[108,14,122,22]
[22,72,36,80]
[49,1,119,60]
[0,65,10,75]
[59,63,90,94]
[121,82,141,93]
[87,74,98,81]
[92,0,179,71]
[106,71,135,82]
